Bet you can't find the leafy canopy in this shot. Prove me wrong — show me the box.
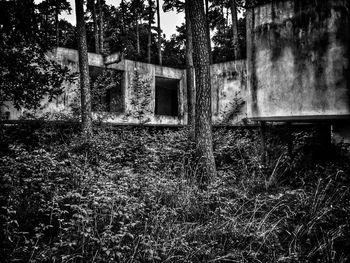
[0,0,75,111]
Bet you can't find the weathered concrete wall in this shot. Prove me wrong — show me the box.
[1,103,22,120]
[107,60,187,125]
[48,48,248,126]
[211,60,247,124]
[54,49,188,125]
[55,47,104,69]
[3,47,248,126]
[247,0,350,121]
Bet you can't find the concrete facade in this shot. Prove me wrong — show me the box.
[106,58,187,125]
[246,0,350,121]
[211,60,247,124]
[2,47,248,126]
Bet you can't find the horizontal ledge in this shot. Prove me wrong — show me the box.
[249,115,350,122]
[0,119,184,128]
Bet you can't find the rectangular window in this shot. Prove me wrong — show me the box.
[155,77,179,117]
[89,66,124,113]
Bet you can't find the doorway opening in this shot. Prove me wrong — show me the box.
[155,77,179,117]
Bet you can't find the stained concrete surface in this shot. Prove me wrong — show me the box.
[211,60,247,124]
[2,47,247,126]
[247,0,350,120]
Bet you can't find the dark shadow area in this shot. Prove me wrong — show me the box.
[155,77,179,117]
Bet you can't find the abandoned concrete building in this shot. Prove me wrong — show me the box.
[3,47,247,126]
[1,0,349,142]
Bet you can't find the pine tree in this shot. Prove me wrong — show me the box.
[75,0,92,138]
[188,0,217,186]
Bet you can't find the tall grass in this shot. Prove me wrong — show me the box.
[0,124,349,262]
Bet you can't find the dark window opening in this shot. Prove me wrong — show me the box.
[1,111,10,120]
[155,77,179,117]
[89,66,124,113]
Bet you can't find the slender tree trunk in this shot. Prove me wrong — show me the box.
[147,0,153,63]
[97,0,104,53]
[156,0,162,65]
[92,0,100,53]
[75,0,92,138]
[55,1,59,47]
[230,0,240,59]
[185,1,195,137]
[45,2,49,47]
[189,0,216,186]
[136,17,140,56]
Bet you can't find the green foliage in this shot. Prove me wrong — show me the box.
[0,43,75,111]
[0,0,72,50]
[211,16,247,62]
[1,125,349,262]
[0,0,76,113]
[162,25,186,68]
[91,69,123,113]
[162,0,184,13]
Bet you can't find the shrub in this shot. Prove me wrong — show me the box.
[0,125,349,262]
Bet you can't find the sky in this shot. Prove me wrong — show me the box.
[44,0,185,39]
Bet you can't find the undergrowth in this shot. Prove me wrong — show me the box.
[0,124,349,262]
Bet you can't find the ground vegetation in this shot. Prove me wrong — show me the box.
[0,124,349,262]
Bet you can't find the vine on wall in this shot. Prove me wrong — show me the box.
[125,70,152,124]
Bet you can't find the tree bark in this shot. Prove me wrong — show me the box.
[188,0,216,186]
[185,1,195,137]
[204,0,212,64]
[230,0,240,59]
[156,0,162,65]
[136,17,140,56]
[45,2,49,47]
[92,0,100,53]
[147,0,153,63]
[75,0,92,138]
[97,0,104,54]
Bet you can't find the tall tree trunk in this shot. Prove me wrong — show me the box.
[92,0,100,53]
[204,0,212,64]
[185,1,195,137]
[188,0,216,186]
[156,0,162,65]
[136,17,140,56]
[147,0,153,63]
[97,0,104,53]
[55,1,59,47]
[29,0,38,41]
[230,0,240,59]
[75,0,92,138]
[45,2,49,47]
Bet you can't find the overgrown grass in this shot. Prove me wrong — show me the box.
[1,124,349,262]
